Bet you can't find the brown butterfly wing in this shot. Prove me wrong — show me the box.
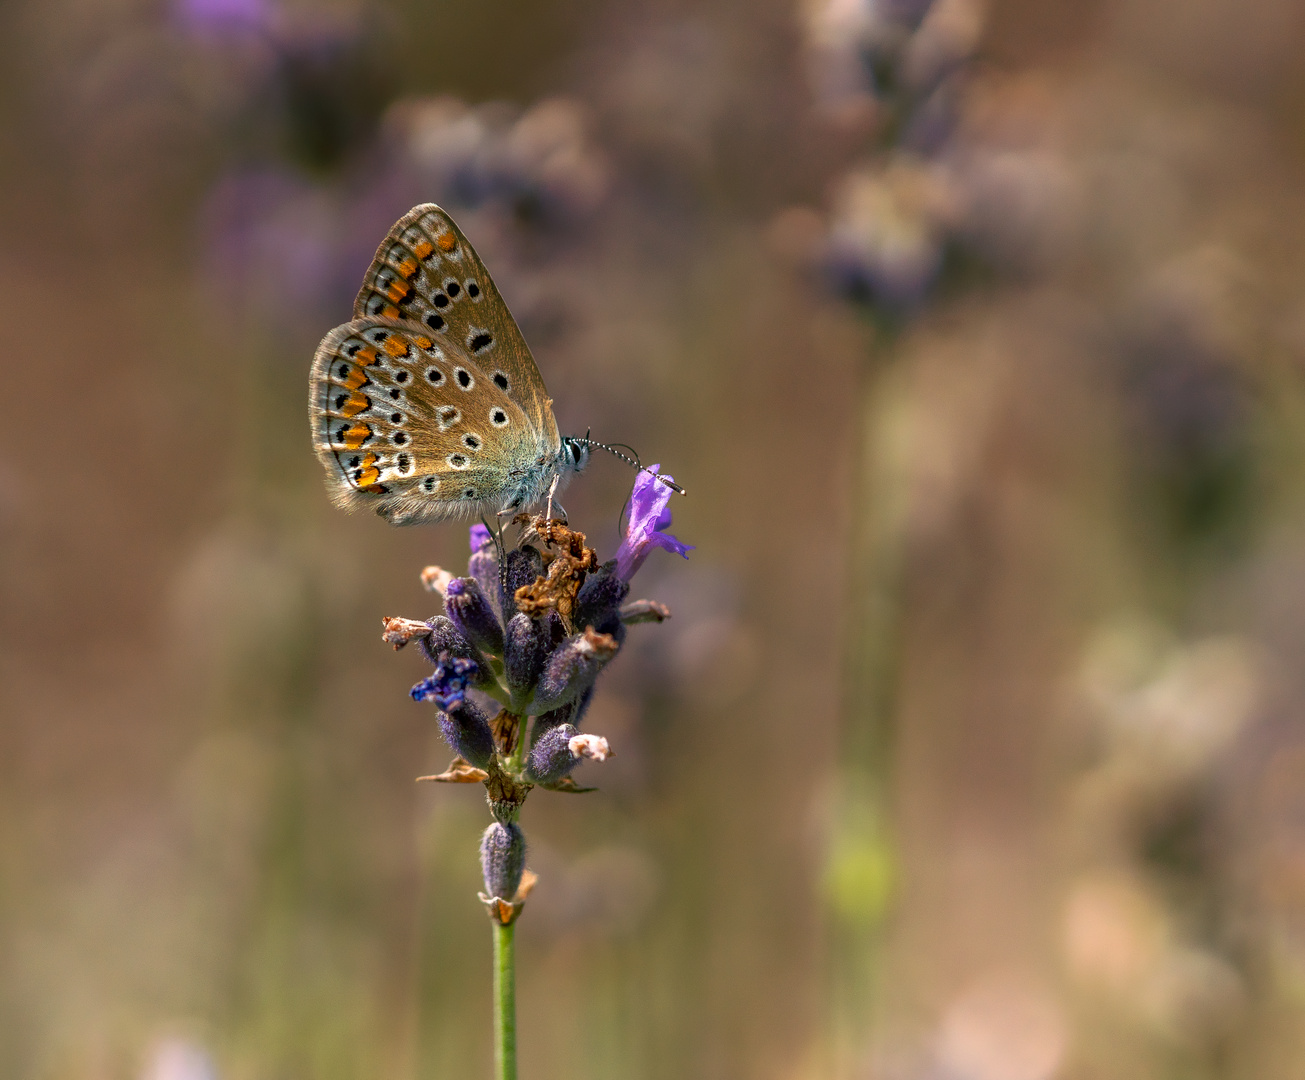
[353,203,560,448]
[309,318,540,525]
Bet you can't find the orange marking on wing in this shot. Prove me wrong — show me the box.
[340,367,368,390]
[382,304,400,318]
[355,346,379,367]
[414,335,433,349]
[340,391,371,418]
[360,452,378,469]
[412,239,434,259]
[383,335,409,357]
[384,280,410,302]
[343,424,371,450]
[356,467,382,486]
[436,232,457,252]
[396,256,419,279]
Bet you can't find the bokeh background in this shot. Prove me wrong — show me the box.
[6,0,1305,1077]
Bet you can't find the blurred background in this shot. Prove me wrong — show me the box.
[5,0,1305,1077]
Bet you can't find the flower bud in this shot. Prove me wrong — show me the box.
[418,616,467,664]
[440,699,496,769]
[532,685,593,741]
[531,627,619,713]
[480,822,526,900]
[504,612,546,694]
[501,545,544,617]
[417,617,492,687]
[468,532,501,620]
[525,723,612,785]
[574,561,630,636]
[445,577,505,657]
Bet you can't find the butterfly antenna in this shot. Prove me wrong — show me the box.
[576,435,687,495]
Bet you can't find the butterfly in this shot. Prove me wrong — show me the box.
[309,204,591,526]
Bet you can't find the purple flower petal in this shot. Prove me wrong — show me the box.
[411,655,480,710]
[615,465,693,581]
[469,523,492,551]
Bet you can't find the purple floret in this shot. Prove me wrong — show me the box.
[614,465,693,581]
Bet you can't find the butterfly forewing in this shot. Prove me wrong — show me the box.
[353,203,560,446]
[310,317,539,524]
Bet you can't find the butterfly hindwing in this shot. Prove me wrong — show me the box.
[353,203,560,445]
[310,317,540,524]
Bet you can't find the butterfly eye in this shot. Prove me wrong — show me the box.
[462,487,477,499]
[425,313,446,331]
[463,434,481,451]
[422,476,438,492]
[469,331,493,353]
[393,433,409,446]
[397,453,412,473]
[395,371,409,383]
[437,407,462,430]
[447,453,469,470]
[426,368,445,385]
[492,372,509,391]
[490,408,509,427]
[466,280,481,299]
[445,280,461,298]
[455,368,474,390]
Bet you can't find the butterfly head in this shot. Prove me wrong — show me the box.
[562,436,591,475]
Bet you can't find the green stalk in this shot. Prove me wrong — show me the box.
[493,920,517,1080]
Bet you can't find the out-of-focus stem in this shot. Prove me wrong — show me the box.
[493,920,517,1080]
[831,327,913,1075]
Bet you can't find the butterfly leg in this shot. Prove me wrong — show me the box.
[482,513,510,600]
[544,474,565,525]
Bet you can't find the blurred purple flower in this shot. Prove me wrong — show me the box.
[615,466,692,582]
[389,96,609,228]
[470,523,493,551]
[176,0,275,35]
[200,168,349,322]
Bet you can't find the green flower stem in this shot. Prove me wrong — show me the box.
[493,919,517,1080]
[503,710,530,774]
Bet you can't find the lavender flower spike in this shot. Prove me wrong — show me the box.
[615,465,693,581]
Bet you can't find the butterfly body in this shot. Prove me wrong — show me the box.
[309,204,588,524]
